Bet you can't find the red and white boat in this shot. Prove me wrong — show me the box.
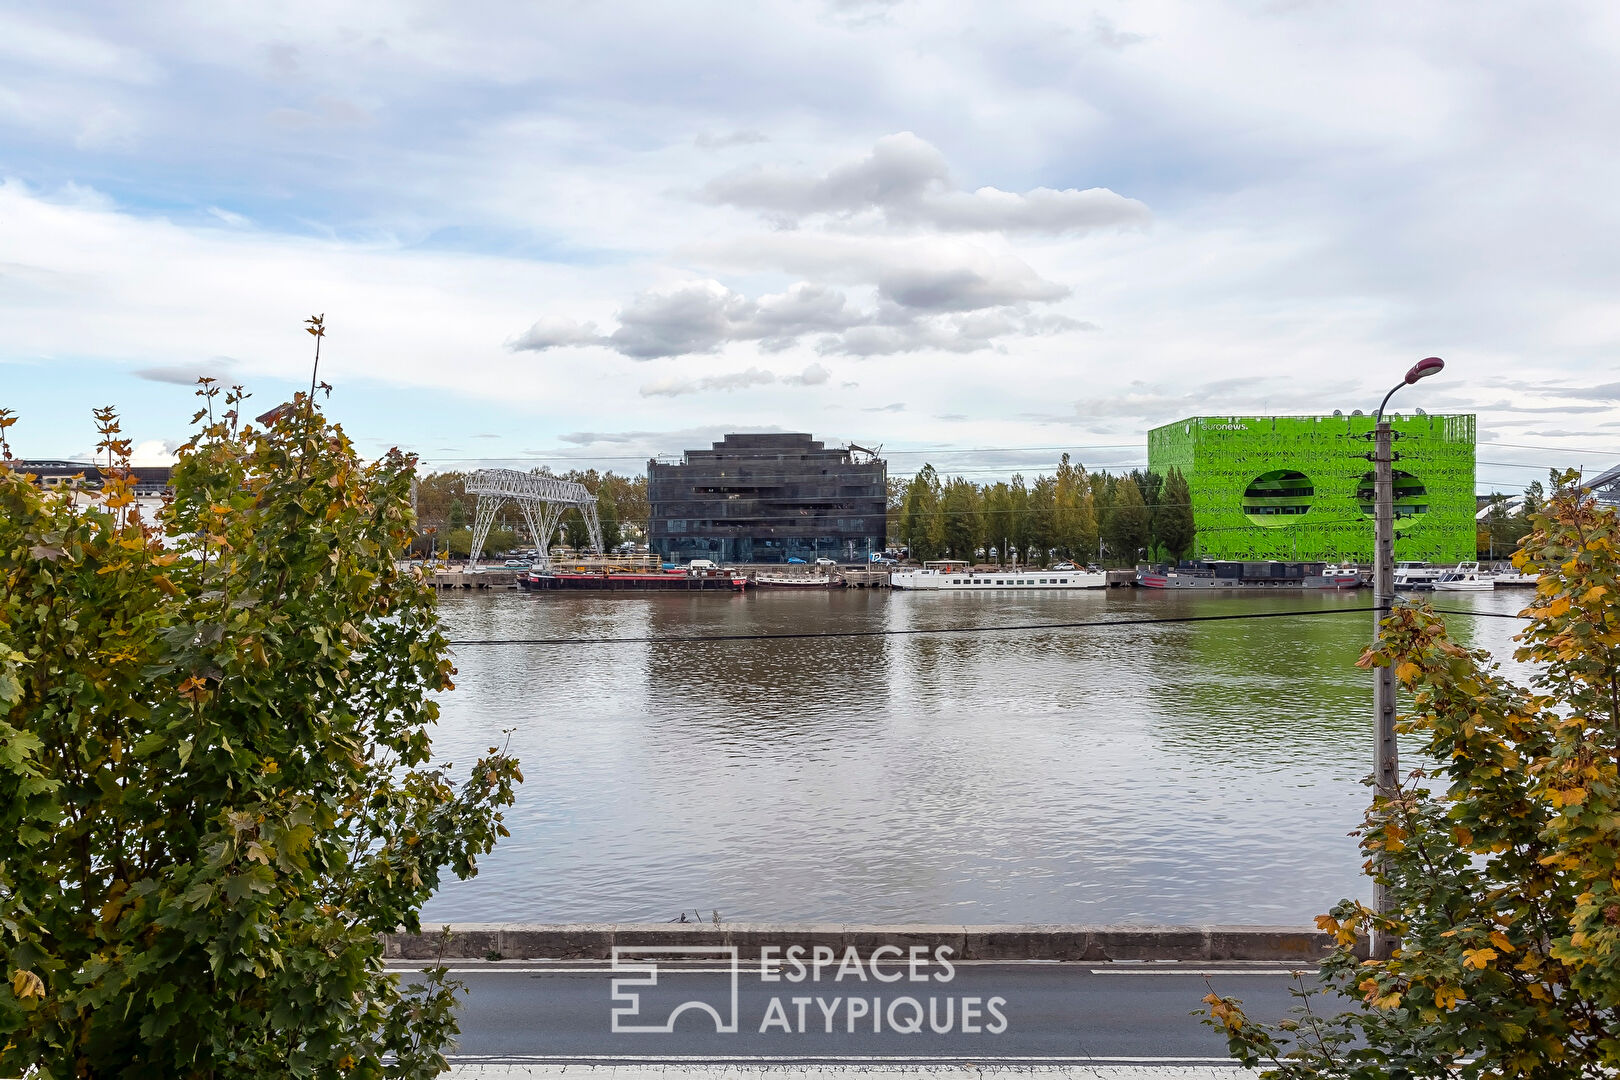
[521,567,748,591]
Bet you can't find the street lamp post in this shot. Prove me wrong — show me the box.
[1370,356,1444,959]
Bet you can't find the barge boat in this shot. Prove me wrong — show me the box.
[521,568,748,591]
[1136,560,1363,590]
[891,565,1108,590]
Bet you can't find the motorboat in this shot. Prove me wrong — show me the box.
[1433,561,1494,592]
[1491,567,1540,587]
[1392,561,1446,590]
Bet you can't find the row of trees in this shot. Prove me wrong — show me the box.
[409,468,649,557]
[892,453,1195,566]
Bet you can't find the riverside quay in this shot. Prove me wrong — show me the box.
[648,433,887,564]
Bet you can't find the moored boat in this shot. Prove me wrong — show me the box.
[752,572,841,589]
[1491,567,1540,587]
[1321,565,1365,589]
[1433,561,1494,591]
[891,565,1107,590]
[521,567,748,591]
[1393,561,1445,590]
[1137,560,1364,590]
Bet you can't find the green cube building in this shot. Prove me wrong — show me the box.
[1147,414,1476,563]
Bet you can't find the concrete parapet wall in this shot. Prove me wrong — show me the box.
[384,923,1341,962]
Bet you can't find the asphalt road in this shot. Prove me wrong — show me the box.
[391,959,1320,1066]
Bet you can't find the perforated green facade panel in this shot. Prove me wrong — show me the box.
[1147,414,1476,562]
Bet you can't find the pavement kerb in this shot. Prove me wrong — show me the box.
[383,923,1346,962]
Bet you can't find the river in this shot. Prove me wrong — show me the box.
[419,585,1531,926]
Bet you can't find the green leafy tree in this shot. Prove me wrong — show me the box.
[1521,479,1546,521]
[1027,475,1057,566]
[1007,474,1032,566]
[598,498,622,550]
[885,476,906,546]
[941,477,982,560]
[1202,472,1620,1078]
[1091,473,1114,563]
[983,481,1012,564]
[1053,453,1096,563]
[563,509,591,550]
[1156,467,1196,562]
[446,526,518,558]
[1102,476,1150,565]
[0,385,520,1078]
[900,465,945,560]
[1130,469,1163,519]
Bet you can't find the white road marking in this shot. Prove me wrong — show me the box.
[388,967,741,974]
[448,1064,1248,1079]
[445,1054,1239,1063]
[1088,968,1304,976]
[387,965,1309,977]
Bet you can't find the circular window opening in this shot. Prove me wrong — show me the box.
[1356,470,1429,532]
[1242,469,1314,527]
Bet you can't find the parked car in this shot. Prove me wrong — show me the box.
[503,558,529,567]
[814,557,837,566]
[1052,562,1076,571]
[787,557,807,564]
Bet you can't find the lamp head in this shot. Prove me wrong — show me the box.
[1405,357,1444,385]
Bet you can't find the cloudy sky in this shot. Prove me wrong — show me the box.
[4,0,1620,490]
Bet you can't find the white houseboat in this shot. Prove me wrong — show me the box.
[891,562,1107,591]
[1392,561,1447,590]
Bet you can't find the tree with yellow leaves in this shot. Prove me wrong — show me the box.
[1202,468,1620,1077]
[0,377,520,1078]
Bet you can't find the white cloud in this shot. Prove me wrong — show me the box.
[638,361,833,397]
[702,133,1150,234]
[695,129,769,150]
[7,2,1620,484]
[134,356,241,385]
[640,366,778,397]
[129,439,179,466]
[782,361,830,386]
[507,317,602,351]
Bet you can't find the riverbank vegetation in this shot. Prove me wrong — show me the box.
[894,454,1195,567]
[0,387,520,1077]
[1202,470,1620,1077]
[407,455,1194,568]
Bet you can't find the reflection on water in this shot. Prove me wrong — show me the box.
[421,587,1531,925]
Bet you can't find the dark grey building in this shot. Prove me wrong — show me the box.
[11,461,172,496]
[648,434,886,564]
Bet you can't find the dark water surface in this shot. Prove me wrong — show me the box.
[419,586,1530,925]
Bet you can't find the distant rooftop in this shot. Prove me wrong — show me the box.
[8,460,172,493]
[663,432,872,467]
